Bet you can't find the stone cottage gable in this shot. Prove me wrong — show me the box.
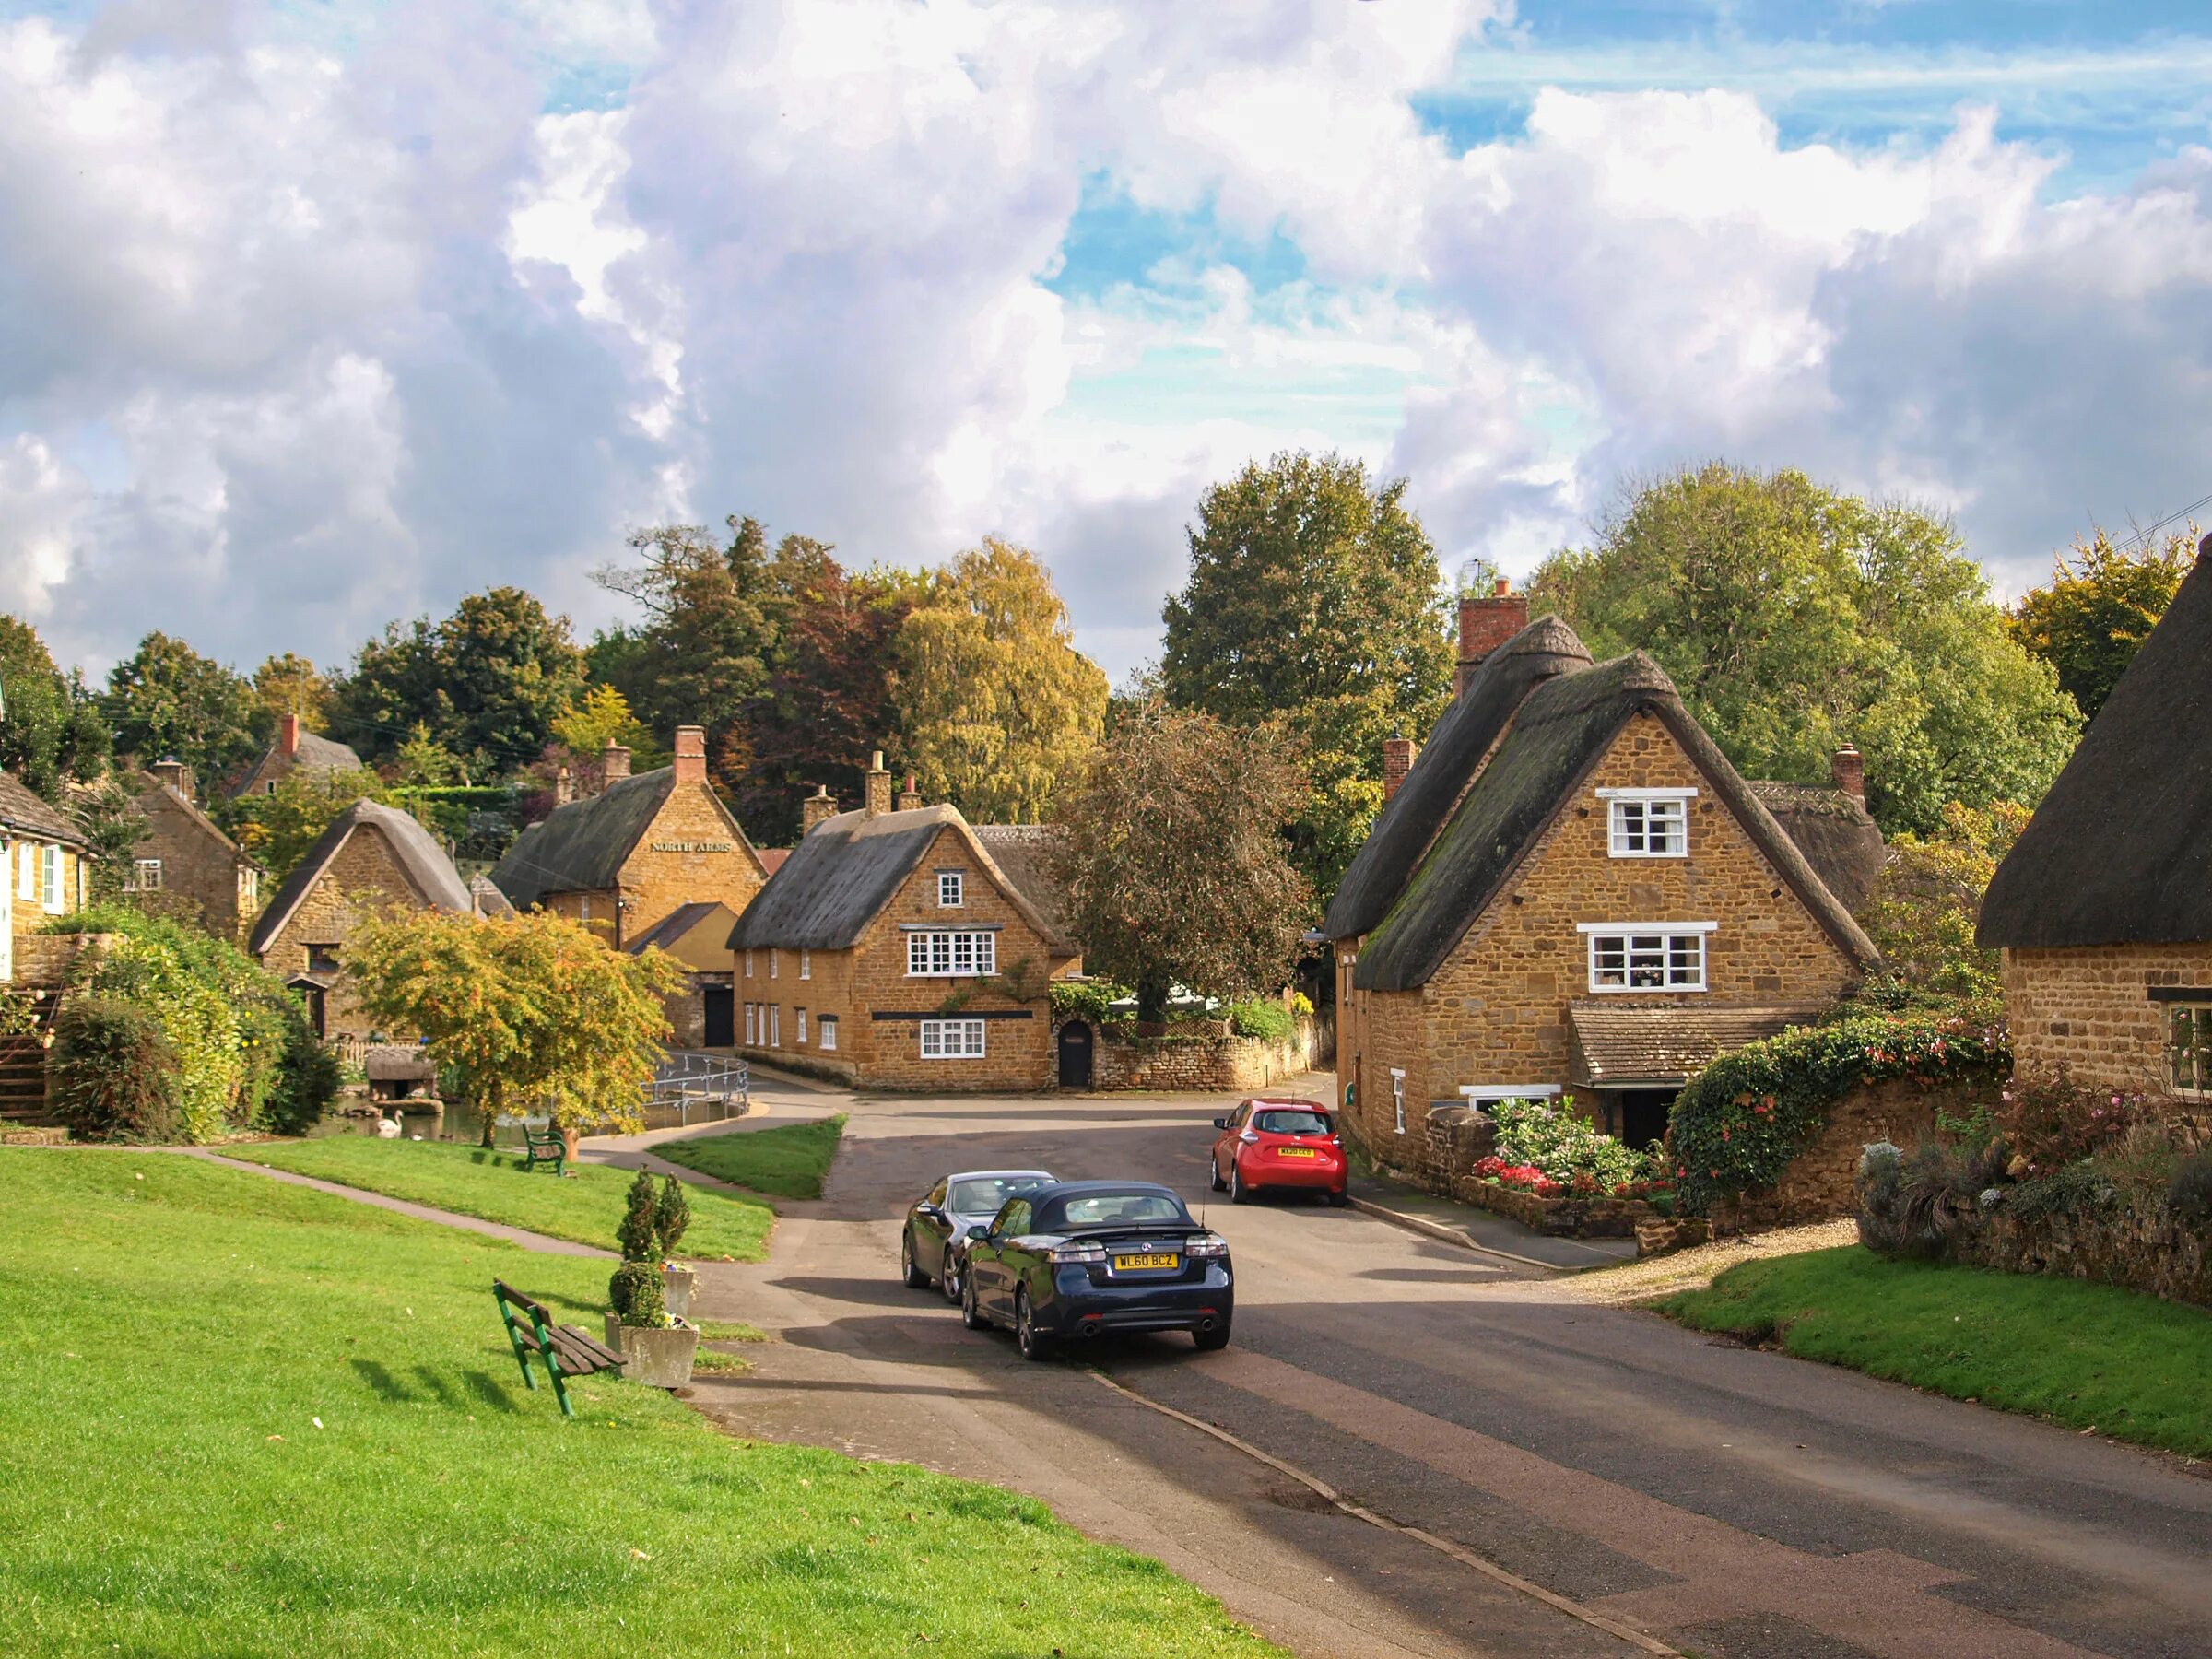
[249,800,472,962]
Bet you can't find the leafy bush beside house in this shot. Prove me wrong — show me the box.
[1487,1094,1652,1192]
[1225,999,1295,1043]
[48,998,182,1143]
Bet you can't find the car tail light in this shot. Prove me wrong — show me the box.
[1238,1129,1259,1144]
[1184,1233,1229,1258]
[1048,1241,1107,1265]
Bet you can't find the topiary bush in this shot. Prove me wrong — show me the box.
[49,997,182,1143]
[608,1261,666,1328]
[616,1167,663,1262]
[1225,999,1294,1043]
[653,1174,691,1259]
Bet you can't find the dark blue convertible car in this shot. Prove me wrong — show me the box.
[959,1180,1232,1359]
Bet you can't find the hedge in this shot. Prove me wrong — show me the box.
[1668,1007,2010,1215]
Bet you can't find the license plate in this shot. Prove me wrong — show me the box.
[1113,1253,1179,1271]
[1277,1147,1317,1158]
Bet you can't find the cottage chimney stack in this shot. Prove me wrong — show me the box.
[801,784,839,834]
[1831,744,1865,804]
[1456,576,1530,694]
[1381,734,1417,805]
[864,751,893,818]
[600,741,631,785]
[672,725,708,784]
[555,765,574,806]
[151,758,193,805]
[279,712,301,758]
[897,773,924,812]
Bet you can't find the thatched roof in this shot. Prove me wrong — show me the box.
[248,800,473,956]
[1747,782,1888,913]
[0,771,87,847]
[1980,542,2212,948]
[491,768,763,912]
[970,824,1072,944]
[1324,615,1592,941]
[1354,653,1878,993]
[468,874,512,917]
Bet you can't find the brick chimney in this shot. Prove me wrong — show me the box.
[151,758,193,805]
[279,711,300,758]
[600,741,630,784]
[673,724,707,784]
[897,773,924,812]
[1381,734,1417,805]
[1456,577,1529,695]
[864,750,893,818]
[1831,744,1865,806]
[801,784,839,835]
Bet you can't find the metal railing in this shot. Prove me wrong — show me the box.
[644,1050,750,1124]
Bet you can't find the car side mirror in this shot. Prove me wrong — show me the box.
[915,1202,941,1220]
[1211,1117,1230,1130]
[965,1225,991,1243]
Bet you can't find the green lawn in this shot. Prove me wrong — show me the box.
[0,1149,1278,1657]
[1658,1246,2212,1456]
[229,1138,771,1261]
[656,1115,846,1200]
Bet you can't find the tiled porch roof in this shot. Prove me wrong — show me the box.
[1568,1003,1825,1088]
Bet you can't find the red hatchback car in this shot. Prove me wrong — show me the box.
[1210,1098,1348,1206]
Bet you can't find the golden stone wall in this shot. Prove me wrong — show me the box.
[254,826,429,1038]
[2004,941,2212,1116]
[611,781,764,946]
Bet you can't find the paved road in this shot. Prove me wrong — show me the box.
[676,1088,2212,1659]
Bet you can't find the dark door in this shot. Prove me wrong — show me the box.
[1617,1088,1678,1150]
[305,988,326,1041]
[702,986,735,1048]
[1056,1020,1094,1088]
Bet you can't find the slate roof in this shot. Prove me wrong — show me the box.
[229,729,362,797]
[1324,615,1592,941]
[1354,653,1879,993]
[248,800,474,956]
[0,771,88,847]
[1570,1003,1826,1088]
[1980,539,2212,948]
[1747,782,1888,913]
[970,823,1073,945]
[491,768,762,912]
[729,804,1062,952]
[625,900,729,956]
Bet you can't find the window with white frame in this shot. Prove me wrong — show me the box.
[937,871,963,907]
[1582,923,1712,992]
[1601,787,1694,857]
[17,842,33,903]
[1391,1068,1406,1135]
[745,1003,757,1044]
[818,1016,838,1052]
[131,858,163,892]
[799,948,810,980]
[905,929,997,977]
[745,949,755,978]
[41,845,62,913]
[769,948,778,979]
[795,1008,807,1044]
[2170,1003,2212,1097]
[770,1005,782,1047]
[920,1018,986,1059]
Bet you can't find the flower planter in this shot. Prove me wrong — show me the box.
[662,1263,698,1320]
[604,1315,700,1388]
[1453,1176,1660,1239]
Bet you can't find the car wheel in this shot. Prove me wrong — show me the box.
[1325,1187,1349,1207]
[900,1228,930,1288]
[1194,1315,1232,1352]
[1015,1288,1054,1362]
[1230,1162,1251,1204]
[1209,1156,1228,1194]
[961,1270,991,1331]
[940,1247,963,1304]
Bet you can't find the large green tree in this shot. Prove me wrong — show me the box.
[1160,453,1453,890]
[102,631,259,783]
[248,653,333,746]
[2007,526,2194,723]
[0,616,108,798]
[1529,463,2081,837]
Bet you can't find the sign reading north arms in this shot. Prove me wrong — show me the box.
[650,841,735,853]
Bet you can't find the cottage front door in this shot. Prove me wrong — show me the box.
[1056,1020,1094,1088]
[702,986,735,1048]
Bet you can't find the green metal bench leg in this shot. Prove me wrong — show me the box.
[532,1311,575,1417]
[495,1289,538,1391]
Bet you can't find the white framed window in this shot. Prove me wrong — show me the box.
[796,1008,807,1045]
[920,1018,987,1059]
[1581,922,1714,992]
[770,1005,781,1047]
[1391,1068,1406,1135]
[2171,1004,2212,1097]
[905,930,997,977]
[1600,787,1694,857]
[799,949,811,980]
[41,845,62,913]
[1458,1084,1563,1103]
[745,949,755,978]
[937,871,963,908]
[578,894,592,923]
[769,948,778,980]
[745,1003,757,1045]
[16,842,32,902]
[132,858,163,892]
[818,1016,838,1053]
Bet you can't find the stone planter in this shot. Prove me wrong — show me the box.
[604,1315,700,1388]
[1452,1177,1660,1239]
[662,1263,698,1320]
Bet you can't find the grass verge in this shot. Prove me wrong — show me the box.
[1657,1245,2212,1457]
[656,1115,846,1200]
[228,1137,771,1261]
[0,1148,1278,1657]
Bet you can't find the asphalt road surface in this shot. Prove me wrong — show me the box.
[678,1086,2212,1659]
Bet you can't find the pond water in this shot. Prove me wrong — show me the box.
[309,1093,747,1146]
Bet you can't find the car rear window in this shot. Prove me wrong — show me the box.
[1046,1192,1189,1230]
[1253,1109,1332,1136]
[950,1175,1050,1214]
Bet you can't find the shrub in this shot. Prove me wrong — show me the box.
[265,1016,342,1135]
[608,1261,666,1328]
[1998,1068,2145,1176]
[1226,999,1294,1043]
[617,1168,663,1262]
[1049,979,1131,1025]
[49,997,182,1143]
[1487,1095,1647,1191]
[2008,1159,2123,1223]
[0,991,41,1040]
[653,1174,691,1259]
[1856,1138,2006,1257]
[2166,1154,2212,1223]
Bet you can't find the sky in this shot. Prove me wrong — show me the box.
[4,0,2209,691]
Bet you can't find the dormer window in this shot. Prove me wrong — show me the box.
[937,871,963,908]
[1600,787,1694,857]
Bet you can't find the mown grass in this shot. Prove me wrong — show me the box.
[0,1149,1279,1658]
[656,1115,846,1200]
[1658,1245,2212,1456]
[229,1137,771,1261]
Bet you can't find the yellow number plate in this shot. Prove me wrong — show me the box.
[1112,1253,1179,1271]
[1277,1147,1317,1158]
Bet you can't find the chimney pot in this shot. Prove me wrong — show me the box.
[801,784,840,835]
[673,724,707,784]
[555,765,574,806]
[279,712,300,758]
[1456,579,1530,695]
[151,758,193,805]
[897,772,924,812]
[864,751,893,818]
[1381,735,1418,806]
[1493,576,1510,596]
[600,741,631,784]
[1831,744,1865,805]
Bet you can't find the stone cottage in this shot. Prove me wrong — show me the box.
[125,761,264,939]
[0,771,91,986]
[1326,606,1877,1170]
[727,759,1077,1088]
[231,712,365,799]
[625,900,741,1050]
[248,799,482,1040]
[1980,535,2212,1131]
[491,725,769,948]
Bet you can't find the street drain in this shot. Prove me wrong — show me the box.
[1260,1481,1339,1514]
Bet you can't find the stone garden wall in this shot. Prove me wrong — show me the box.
[1708,1077,1975,1235]
[1080,1017,1319,1094]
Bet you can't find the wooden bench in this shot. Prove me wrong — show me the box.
[520,1126,565,1175]
[493,1279,623,1417]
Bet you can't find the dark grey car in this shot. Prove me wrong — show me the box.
[900,1169,1056,1301]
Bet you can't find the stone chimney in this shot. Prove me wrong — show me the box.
[600,741,631,784]
[1456,577,1530,695]
[673,724,708,784]
[801,784,839,835]
[1381,734,1417,806]
[1831,744,1865,806]
[279,711,301,758]
[864,750,893,818]
[897,773,924,812]
[555,766,575,806]
[151,758,193,805]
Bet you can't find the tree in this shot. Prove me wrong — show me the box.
[1529,463,2082,837]
[1857,800,2030,1004]
[391,722,468,786]
[101,631,260,783]
[0,615,109,798]
[249,653,333,745]
[551,684,655,759]
[346,907,685,1153]
[70,778,147,902]
[2007,526,2194,723]
[892,538,1107,822]
[225,766,393,881]
[1160,453,1453,891]
[1048,704,1312,1021]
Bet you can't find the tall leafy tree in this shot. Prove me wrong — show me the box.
[226,767,393,882]
[1048,704,1312,1021]
[1857,799,2029,1005]
[892,538,1107,823]
[102,631,259,783]
[1160,452,1453,891]
[1530,463,2082,837]
[0,616,108,797]
[2007,525,2194,723]
[249,653,334,745]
